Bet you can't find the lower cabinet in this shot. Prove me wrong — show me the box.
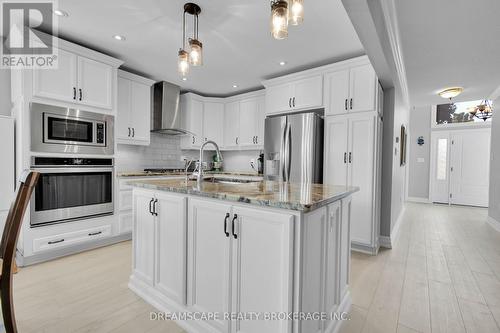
[187,198,294,333]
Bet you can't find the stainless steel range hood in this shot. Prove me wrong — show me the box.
[151,81,193,135]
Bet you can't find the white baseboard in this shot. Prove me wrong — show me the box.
[379,236,392,249]
[407,196,431,204]
[379,205,406,249]
[487,216,500,233]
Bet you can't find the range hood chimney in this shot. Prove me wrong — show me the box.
[151,81,192,135]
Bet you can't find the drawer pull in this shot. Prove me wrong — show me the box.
[48,239,64,245]
[88,231,102,236]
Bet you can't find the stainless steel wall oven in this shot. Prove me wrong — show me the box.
[30,157,114,227]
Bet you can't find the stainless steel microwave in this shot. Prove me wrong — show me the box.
[31,102,114,155]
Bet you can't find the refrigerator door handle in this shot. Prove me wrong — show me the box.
[280,121,287,181]
[284,123,292,182]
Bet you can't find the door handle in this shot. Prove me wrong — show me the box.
[350,98,353,110]
[73,87,76,100]
[231,214,238,239]
[149,198,154,215]
[349,152,352,163]
[292,97,296,108]
[224,213,230,237]
[344,152,347,164]
[79,88,82,101]
[153,199,158,216]
[285,123,291,181]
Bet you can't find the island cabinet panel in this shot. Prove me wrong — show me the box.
[339,196,353,300]
[155,192,187,306]
[187,199,233,333]
[231,207,294,333]
[132,190,156,286]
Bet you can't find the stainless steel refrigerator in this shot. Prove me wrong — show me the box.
[264,111,324,183]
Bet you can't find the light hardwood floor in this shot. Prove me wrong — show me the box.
[11,202,500,333]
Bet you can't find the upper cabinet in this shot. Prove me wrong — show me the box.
[180,95,205,149]
[117,70,155,146]
[265,75,323,115]
[325,63,377,116]
[32,45,123,112]
[203,102,224,144]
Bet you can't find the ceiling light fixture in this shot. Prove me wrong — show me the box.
[178,3,203,77]
[270,0,288,40]
[182,77,187,81]
[232,85,238,88]
[438,87,463,100]
[289,0,304,25]
[468,99,493,121]
[279,61,287,66]
[54,9,69,17]
[113,35,125,41]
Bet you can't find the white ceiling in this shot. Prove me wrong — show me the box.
[395,0,500,106]
[53,0,364,96]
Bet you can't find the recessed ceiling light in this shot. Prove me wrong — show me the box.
[182,77,187,81]
[232,85,238,88]
[113,35,126,41]
[54,9,69,17]
[279,61,287,66]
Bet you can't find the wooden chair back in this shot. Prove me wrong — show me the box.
[0,171,40,333]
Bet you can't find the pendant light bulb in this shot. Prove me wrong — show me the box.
[270,0,288,40]
[189,39,203,66]
[178,49,189,76]
[290,0,304,25]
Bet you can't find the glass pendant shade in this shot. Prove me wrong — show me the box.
[178,49,189,76]
[290,0,304,25]
[270,1,288,40]
[189,39,203,66]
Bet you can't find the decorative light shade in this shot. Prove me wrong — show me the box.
[189,39,203,66]
[178,49,189,76]
[438,87,464,99]
[469,99,493,121]
[271,0,288,40]
[289,0,304,25]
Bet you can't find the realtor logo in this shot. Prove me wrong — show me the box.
[1,0,58,68]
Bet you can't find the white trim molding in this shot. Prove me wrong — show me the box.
[379,205,406,249]
[487,216,500,233]
[407,196,431,204]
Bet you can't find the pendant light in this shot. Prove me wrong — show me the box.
[469,99,494,121]
[270,0,289,40]
[289,0,304,25]
[178,3,203,77]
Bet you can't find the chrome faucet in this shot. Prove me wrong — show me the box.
[196,140,223,185]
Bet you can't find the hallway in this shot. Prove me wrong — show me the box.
[341,202,500,333]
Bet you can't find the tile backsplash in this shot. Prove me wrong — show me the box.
[115,133,184,172]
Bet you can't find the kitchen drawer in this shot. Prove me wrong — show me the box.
[119,190,133,211]
[33,225,112,253]
[119,213,133,234]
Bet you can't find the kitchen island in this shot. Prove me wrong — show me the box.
[128,178,358,333]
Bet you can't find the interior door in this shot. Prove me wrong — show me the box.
[324,116,348,186]
[430,132,451,204]
[130,81,151,143]
[77,56,113,109]
[231,207,294,333]
[187,199,232,333]
[348,115,375,246]
[325,69,350,116]
[450,129,491,207]
[349,64,376,113]
[33,48,77,103]
[238,98,259,147]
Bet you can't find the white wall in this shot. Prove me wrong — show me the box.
[0,69,11,116]
[489,97,500,222]
[408,106,431,199]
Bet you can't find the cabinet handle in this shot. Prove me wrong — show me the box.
[128,127,131,137]
[73,87,76,100]
[345,99,348,110]
[149,198,154,215]
[132,128,135,137]
[48,239,64,245]
[256,136,258,144]
[289,98,291,108]
[192,136,195,144]
[79,88,82,101]
[224,213,230,237]
[349,152,352,163]
[153,199,158,216]
[88,231,102,236]
[231,214,238,239]
[344,152,347,164]
[350,98,353,110]
[252,136,255,144]
[293,97,295,108]
[236,137,239,145]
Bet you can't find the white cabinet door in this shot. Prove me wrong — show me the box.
[266,84,293,114]
[348,115,375,246]
[324,201,341,333]
[238,98,259,147]
[349,64,377,113]
[155,193,187,305]
[231,207,294,333]
[130,81,151,144]
[325,69,350,116]
[292,75,323,111]
[33,48,77,103]
[77,56,113,109]
[203,102,224,144]
[224,101,240,148]
[133,190,156,286]
[117,77,132,141]
[185,98,204,148]
[187,199,232,333]
[324,117,349,186]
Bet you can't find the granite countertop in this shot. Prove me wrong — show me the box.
[117,171,262,178]
[127,178,359,212]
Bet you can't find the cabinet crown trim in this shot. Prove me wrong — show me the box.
[118,70,156,86]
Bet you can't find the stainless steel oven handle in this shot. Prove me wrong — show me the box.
[31,167,114,173]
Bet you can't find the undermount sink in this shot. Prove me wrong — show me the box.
[203,177,261,185]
